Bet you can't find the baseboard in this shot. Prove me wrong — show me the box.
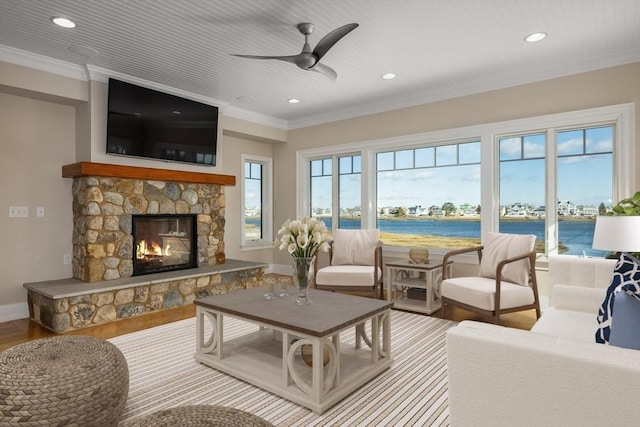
[0,302,29,323]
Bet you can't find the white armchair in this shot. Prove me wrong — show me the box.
[314,229,383,299]
[441,232,541,324]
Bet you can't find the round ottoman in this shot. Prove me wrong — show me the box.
[0,335,129,426]
[130,405,273,427]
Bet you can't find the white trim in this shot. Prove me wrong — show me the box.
[241,154,274,248]
[0,44,88,81]
[0,302,29,323]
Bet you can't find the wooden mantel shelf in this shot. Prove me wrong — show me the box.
[62,162,236,186]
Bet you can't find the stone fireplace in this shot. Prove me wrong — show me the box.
[24,162,267,334]
[69,163,227,282]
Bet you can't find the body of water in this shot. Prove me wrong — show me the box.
[255,217,604,256]
[319,218,604,256]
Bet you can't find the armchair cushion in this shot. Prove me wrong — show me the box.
[330,229,379,266]
[315,265,382,287]
[596,253,640,344]
[478,232,535,286]
[441,276,535,311]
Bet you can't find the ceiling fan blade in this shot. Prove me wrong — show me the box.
[312,23,359,62]
[230,54,299,64]
[310,62,338,81]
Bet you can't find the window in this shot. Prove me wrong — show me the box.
[297,103,634,258]
[376,141,481,248]
[310,155,362,230]
[241,154,272,248]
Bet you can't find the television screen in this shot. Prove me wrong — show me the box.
[106,78,219,166]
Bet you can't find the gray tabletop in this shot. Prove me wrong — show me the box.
[195,288,392,337]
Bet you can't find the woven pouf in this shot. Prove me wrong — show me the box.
[130,405,274,427]
[0,335,129,427]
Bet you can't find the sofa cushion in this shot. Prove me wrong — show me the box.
[330,229,379,266]
[478,232,535,286]
[531,307,599,342]
[595,253,640,344]
[609,291,640,350]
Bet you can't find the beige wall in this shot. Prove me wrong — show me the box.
[0,93,76,307]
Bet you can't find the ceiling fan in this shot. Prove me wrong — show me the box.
[231,22,359,80]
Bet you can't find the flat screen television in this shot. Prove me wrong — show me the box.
[106,78,219,166]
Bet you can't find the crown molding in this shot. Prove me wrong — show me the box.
[0,44,88,81]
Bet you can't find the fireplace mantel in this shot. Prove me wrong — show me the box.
[62,162,236,186]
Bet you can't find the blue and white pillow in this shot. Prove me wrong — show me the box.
[595,253,640,345]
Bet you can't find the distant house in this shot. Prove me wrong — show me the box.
[407,205,429,216]
[557,200,576,216]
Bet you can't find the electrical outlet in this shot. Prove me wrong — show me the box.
[63,254,72,265]
[9,206,28,217]
[36,206,45,217]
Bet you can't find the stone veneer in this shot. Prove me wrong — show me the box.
[71,176,225,282]
[25,261,265,333]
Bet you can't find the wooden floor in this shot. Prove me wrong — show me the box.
[0,304,537,353]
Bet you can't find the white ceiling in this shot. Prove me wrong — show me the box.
[1,0,639,129]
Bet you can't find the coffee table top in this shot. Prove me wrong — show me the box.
[195,288,392,337]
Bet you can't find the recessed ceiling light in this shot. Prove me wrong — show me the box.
[524,32,547,43]
[51,16,76,29]
[381,73,397,80]
[68,45,99,57]
[288,98,300,104]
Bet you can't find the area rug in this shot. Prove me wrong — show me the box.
[110,310,456,426]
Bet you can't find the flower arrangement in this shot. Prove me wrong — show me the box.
[277,217,330,258]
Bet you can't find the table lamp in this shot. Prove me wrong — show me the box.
[592,215,640,257]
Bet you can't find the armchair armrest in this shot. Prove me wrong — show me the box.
[442,246,483,279]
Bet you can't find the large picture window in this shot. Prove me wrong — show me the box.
[376,141,481,248]
[297,104,634,259]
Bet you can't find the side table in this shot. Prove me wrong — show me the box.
[386,259,452,314]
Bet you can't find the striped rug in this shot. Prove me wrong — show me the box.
[110,310,456,427]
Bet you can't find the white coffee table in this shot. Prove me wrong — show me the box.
[194,288,392,414]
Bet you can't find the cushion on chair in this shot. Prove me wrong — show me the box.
[441,276,535,311]
[478,232,535,286]
[331,229,379,266]
[596,253,640,344]
[315,265,382,287]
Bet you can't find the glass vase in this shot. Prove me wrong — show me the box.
[292,256,314,305]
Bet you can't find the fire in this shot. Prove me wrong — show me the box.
[136,240,171,259]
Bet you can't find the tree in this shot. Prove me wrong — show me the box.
[476,205,481,214]
[598,202,607,215]
[441,202,456,216]
[396,206,407,217]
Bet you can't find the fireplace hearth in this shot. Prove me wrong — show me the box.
[132,214,197,276]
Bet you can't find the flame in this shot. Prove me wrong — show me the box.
[136,240,171,259]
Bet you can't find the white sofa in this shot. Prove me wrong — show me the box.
[446,256,640,427]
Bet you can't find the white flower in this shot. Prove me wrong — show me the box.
[276,216,330,258]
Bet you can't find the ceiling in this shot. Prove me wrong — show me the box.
[1,0,639,129]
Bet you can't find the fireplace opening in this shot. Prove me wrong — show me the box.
[132,214,197,276]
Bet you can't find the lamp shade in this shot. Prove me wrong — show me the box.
[592,216,640,252]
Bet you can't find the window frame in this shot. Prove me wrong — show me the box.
[241,153,273,250]
[296,103,635,258]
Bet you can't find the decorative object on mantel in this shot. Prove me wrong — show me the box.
[277,217,330,305]
[409,247,429,264]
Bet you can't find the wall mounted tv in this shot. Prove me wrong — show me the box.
[106,78,219,166]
